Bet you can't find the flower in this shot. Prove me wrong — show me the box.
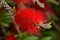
[5,33,17,40]
[14,7,49,35]
[34,0,53,13]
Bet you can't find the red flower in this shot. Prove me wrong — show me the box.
[14,7,48,35]
[5,33,17,40]
[13,0,52,13]
[34,0,53,13]
[26,27,40,35]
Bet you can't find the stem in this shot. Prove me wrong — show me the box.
[52,21,60,32]
[1,26,6,35]
[59,0,60,6]
[0,24,6,36]
[13,22,20,34]
[52,0,59,5]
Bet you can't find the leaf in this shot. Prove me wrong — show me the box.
[41,30,58,40]
[24,36,38,40]
[18,32,38,40]
[18,32,28,40]
[0,9,12,27]
[5,0,13,3]
[40,36,52,40]
[43,22,52,29]
[5,0,16,6]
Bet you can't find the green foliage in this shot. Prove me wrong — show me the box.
[18,32,28,40]
[40,30,58,40]
[24,36,38,40]
[40,36,52,40]
[0,8,12,27]
[18,32,38,40]
[5,0,16,6]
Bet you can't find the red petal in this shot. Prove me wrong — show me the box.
[5,33,17,40]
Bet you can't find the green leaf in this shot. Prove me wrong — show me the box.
[18,32,28,40]
[5,0,16,6]
[44,22,52,29]
[0,9,12,27]
[18,32,38,40]
[5,0,13,3]
[40,36,52,40]
[24,36,38,40]
[41,30,58,40]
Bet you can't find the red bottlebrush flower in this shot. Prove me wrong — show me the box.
[5,33,17,40]
[14,7,49,35]
[13,0,52,13]
[34,0,53,13]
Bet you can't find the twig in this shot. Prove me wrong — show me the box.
[1,26,6,35]
[52,21,60,32]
